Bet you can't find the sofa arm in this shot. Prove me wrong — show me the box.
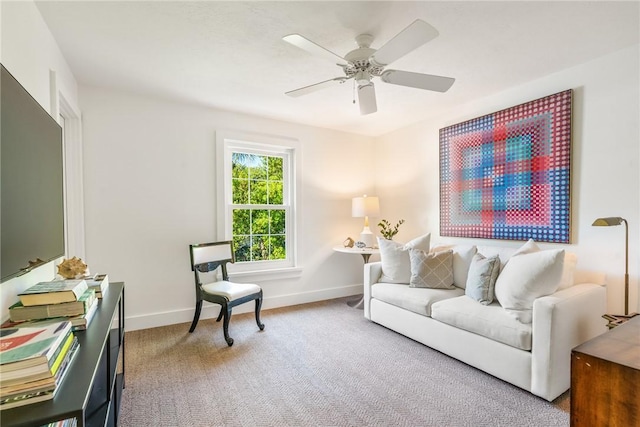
[363,262,383,320]
[531,283,607,401]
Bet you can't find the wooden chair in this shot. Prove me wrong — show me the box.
[188,241,264,346]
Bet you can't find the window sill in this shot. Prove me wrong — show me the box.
[228,267,303,282]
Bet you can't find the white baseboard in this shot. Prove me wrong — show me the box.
[125,284,362,332]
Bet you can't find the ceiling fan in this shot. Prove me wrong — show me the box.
[282,19,455,115]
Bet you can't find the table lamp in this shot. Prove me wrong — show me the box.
[592,217,629,315]
[352,195,380,248]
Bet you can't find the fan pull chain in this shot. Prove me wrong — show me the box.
[352,79,356,104]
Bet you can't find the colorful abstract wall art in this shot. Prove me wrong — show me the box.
[439,90,572,243]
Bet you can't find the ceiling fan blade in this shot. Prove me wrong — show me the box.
[358,83,377,115]
[370,19,439,66]
[381,70,455,92]
[285,77,350,97]
[283,34,347,66]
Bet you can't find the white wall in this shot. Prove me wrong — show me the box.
[0,1,81,317]
[4,1,638,329]
[79,86,376,330]
[0,1,77,113]
[375,45,640,314]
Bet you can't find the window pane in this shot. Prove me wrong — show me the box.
[233,235,251,262]
[268,181,283,205]
[233,209,250,235]
[252,209,269,235]
[231,153,249,179]
[271,210,285,234]
[249,155,267,180]
[269,235,286,260]
[233,152,263,169]
[232,178,249,204]
[268,157,283,180]
[251,235,268,261]
[250,180,268,204]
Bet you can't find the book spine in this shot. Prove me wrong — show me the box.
[52,337,79,386]
[49,332,75,374]
[0,389,54,409]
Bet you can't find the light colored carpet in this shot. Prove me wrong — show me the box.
[119,297,570,426]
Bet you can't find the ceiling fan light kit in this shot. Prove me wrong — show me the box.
[283,19,455,115]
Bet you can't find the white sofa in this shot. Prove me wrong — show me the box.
[363,242,607,401]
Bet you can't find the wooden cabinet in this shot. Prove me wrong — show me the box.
[571,316,640,426]
[1,283,125,427]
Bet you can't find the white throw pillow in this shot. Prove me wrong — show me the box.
[465,253,501,305]
[504,239,577,290]
[512,239,540,257]
[494,249,565,323]
[378,233,431,284]
[409,249,455,289]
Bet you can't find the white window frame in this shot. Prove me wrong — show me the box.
[216,131,301,278]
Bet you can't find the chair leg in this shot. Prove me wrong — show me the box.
[189,300,203,333]
[216,308,224,322]
[222,304,234,346]
[255,297,265,331]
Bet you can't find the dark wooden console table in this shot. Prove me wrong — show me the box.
[570,315,639,426]
[1,282,125,427]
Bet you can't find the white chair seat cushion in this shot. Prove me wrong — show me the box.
[431,296,533,351]
[201,280,261,301]
[372,282,464,317]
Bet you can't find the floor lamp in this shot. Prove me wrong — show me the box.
[352,195,380,248]
[592,217,637,325]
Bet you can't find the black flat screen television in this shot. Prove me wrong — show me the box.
[1,64,65,282]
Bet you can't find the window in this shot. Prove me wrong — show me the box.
[217,132,299,274]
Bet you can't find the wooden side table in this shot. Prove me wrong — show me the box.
[333,246,379,309]
[571,315,640,426]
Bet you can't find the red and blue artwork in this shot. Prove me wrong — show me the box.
[440,90,572,243]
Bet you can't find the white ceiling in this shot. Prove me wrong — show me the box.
[35,1,639,137]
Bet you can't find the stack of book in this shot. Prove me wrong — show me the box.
[5,279,97,332]
[0,321,79,410]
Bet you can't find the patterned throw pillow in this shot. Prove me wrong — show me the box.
[409,249,455,289]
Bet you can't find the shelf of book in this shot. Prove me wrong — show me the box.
[1,282,125,427]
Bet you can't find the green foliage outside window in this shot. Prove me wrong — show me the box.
[231,152,286,262]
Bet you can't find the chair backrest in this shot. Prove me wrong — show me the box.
[189,241,235,270]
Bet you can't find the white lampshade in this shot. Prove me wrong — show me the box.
[352,195,380,218]
[352,195,380,248]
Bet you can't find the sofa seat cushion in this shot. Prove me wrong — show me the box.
[372,282,464,317]
[431,296,533,350]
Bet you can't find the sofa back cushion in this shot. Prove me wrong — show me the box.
[477,245,518,270]
[558,252,578,289]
